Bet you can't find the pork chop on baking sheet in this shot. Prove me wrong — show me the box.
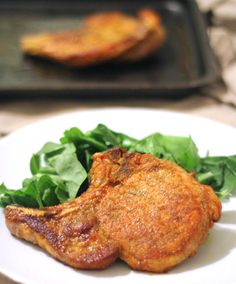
[21,10,165,67]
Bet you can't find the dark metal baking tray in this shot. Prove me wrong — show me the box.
[0,0,220,97]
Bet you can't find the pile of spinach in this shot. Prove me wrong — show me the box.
[1,124,235,207]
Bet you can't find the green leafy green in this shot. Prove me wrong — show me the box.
[87,124,137,149]
[129,133,200,172]
[1,123,236,208]
[196,155,236,198]
[0,141,87,208]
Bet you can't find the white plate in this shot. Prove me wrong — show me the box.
[0,108,236,284]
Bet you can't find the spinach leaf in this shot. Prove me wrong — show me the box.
[61,127,107,151]
[87,124,137,149]
[0,181,40,208]
[0,141,87,207]
[196,155,236,198]
[129,133,200,172]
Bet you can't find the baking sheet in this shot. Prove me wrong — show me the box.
[0,0,220,97]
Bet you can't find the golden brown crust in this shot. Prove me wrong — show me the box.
[4,148,221,272]
[96,151,219,272]
[5,190,119,269]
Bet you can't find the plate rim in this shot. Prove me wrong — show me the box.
[0,108,236,146]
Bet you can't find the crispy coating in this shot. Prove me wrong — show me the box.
[4,148,221,272]
[20,10,165,67]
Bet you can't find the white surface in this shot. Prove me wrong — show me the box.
[0,108,236,284]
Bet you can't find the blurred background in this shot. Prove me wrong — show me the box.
[0,0,236,137]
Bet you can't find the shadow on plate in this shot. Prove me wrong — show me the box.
[170,224,236,274]
[79,260,130,278]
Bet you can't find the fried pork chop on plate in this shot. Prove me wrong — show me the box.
[4,148,221,272]
[20,9,165,67]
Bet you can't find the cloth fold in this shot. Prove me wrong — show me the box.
[198,0,236,106]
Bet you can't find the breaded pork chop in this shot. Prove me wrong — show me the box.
[21,10,165,67]
[4,148,221,272]
[20,11,149,67]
